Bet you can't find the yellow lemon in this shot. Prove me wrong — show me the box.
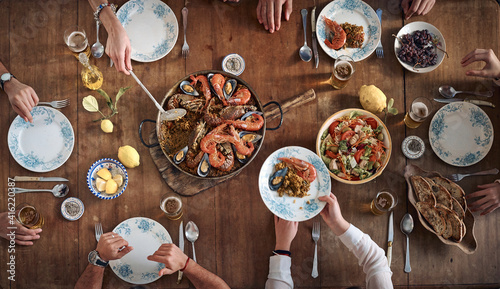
[101,119,113,133]
[97,168,112,181]
[95,177,107,192]
[113,174,123,187]
[118,145,140,168]
[105,179,118,195]
[359,85,387,113]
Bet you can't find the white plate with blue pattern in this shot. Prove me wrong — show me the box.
[429,102,493,167]
[110,217,172,284]
[8,106,74,172]
[259,146,331,222]
[117,0,178,62]
[316,0,380,61]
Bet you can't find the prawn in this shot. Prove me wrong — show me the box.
[323,16,346,50]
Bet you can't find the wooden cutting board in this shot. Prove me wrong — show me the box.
[148,89,316,196]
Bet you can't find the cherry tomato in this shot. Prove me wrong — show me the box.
[354,149,365,163]
[328,121,340,137]
[349,121,363,129]
[366,118,378,130]
[325,150,337,159]
[341,130,356,141]
[369,154,377,162]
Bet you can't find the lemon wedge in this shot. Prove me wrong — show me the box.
[95,177,107,192]
[118,145,140,168]
[101,119,114,133]
[105,179,118,195]
[97,168,112,180]
[113,174,123,187]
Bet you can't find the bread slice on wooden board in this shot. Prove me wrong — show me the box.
[450,197,465,220]
[411,176,437,205]
[435,205,453,239]
[416,202,446,236]
[461,220,467,239]
[431,183,453,210]
[435,205,464,242]
[431,177,467,210]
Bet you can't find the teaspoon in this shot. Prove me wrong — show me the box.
[91,21,105,58]
[299,9,312,62]
[185,221,199,262]
[13,184,69,198]
[439,85,493,98]
[400,213,414,273]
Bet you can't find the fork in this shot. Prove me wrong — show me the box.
[447,168,499,182]
[38,99,70,109]
[311,221,320,278]
[375,9,383,58]
[181,7,189,58]
[95,223,103,242]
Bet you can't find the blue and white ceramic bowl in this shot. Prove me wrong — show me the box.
[61,197,84,221]
[87,158,128,200]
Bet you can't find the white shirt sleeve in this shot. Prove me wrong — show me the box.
[265,255,293,289]
[338,224,394,289]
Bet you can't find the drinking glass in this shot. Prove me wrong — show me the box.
[404,97,433,128]
[370,189,398,215]
[63,25,91,59]
[327,55,355,89]
[160,193,183,220]
[15,203,44,229]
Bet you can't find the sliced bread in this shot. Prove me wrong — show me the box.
[411,176,437,205]
[435,205,453,239]
[431,177,467,210]
[450,197,465,220]
[436,205,464,242]
[431,183,453,210]
[416,202,446,236]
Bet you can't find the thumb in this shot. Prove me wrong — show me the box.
[318,193,335,207]
[466,70,487,78]
[284,0,293,21]
[117,246,133,258]
[159,268,174,276]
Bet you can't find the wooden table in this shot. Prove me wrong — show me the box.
[1,0,499,288]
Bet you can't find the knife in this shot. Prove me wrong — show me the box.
[387,211,394,266]
[14,176,69,182]
[177,221,184,284]
[311,6,319,68]
[434,98,495,108]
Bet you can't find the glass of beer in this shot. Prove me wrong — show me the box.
[160,193,183,220]
[63,26,91,59]
[15,203,44,229]
[404,97,433,128]
[370,190,397,215]
[328,55,355,89]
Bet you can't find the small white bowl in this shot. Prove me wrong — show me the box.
[394,21,446,73]
[87,158,128,200]
[61,197,84,221]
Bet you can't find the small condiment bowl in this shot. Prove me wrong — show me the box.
[402,136,425,159]
[222,53,245,76]
[87,158,128,200]
[61,197,84,221]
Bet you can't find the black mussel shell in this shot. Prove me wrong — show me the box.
[179,80,199,96]
[241,111,264,121]
[269,167,288,191]
[239,131,262,143]
[173,146,188,165]
[223,79,237,100]
[197,153,211,177]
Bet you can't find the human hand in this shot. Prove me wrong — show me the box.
[0,212,42,246]
[96,232,133,261]
[147,243,188,276]
[461,49,500,79]
[256,0,293,34]
[318,193,350,236]
[466,182,500,215]
[401,0,435,20]
[273,215,298,251]
[4,79,39,123]
[105,21,132,75]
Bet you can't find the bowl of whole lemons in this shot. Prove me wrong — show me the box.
[87,158,128,200]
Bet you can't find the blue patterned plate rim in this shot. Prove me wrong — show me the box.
[429,102,493,167]
[86,158,129,200]
[117,0,178,62]
[316,0,381,61]
[110,217,172,284]
[258,146,331,222]
[7,106,75,173]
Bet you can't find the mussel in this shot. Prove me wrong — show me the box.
[179,80,199,96]
[223,79,237,100]
[197,153,211,177]
[173,146,188,165]
[239,131,262,143]
[232,144,250,164]
[269,167,288,191]
[241,111,264,121]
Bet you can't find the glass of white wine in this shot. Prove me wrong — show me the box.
[63,26,91,59]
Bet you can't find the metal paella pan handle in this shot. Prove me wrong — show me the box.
[139,119,159,148]
[263,101,283,131]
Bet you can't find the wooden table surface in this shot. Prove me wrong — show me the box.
[1,0,499,288]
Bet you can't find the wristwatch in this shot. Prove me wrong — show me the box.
[0,73,16,90]
[88,250,109,268]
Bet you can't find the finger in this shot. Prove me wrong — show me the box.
[256,1,263,24]
[16,103,33,123]
[15,234,40,241]
[466,70,489,78]
[125,47,132,75]
[406,0,421,19]
[274,1,282,31]
[461,51,488,66]
[422,1,434,15]
[267,1,275,33]
[472,200,494,212]
[117,246,133,258]
[26,90,36,108]
[16,226,41,236]
[416,0,427,15]
[401,0,409,14]
[466,190,488,199]
[112,238,129,248]
[477,183,498,189]
[31,89,39,105]
[284,0,292,21]
[481,204,499,216]
[158,268,174,276]
[262,3,268,30]
[15,240,34,246]
[147,254,165,263]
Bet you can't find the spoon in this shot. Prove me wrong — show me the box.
[185,221,199,262]
[400,213,414,273]
[13,184,69,198]
[439,85,493,98]
[299,9,312,62]
[128,69,187,121]
[91,21,105,58]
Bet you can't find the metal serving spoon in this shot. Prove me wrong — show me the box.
[185,221,199,262]
[91,21,105,58]
[439,85,493,98]
[400,213,414,273]
[13,184,69,198]
[299,9,312,62]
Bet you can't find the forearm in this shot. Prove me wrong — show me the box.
[0,62,9,75]
[183,259,230,289]
[74,264,105,289]
[88,0,122,36]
